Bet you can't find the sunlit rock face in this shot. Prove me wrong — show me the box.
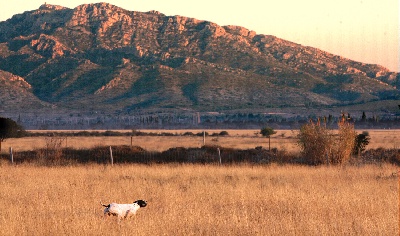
[0,2,398,114]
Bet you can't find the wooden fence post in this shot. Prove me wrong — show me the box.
[10,147,13,164]
[217,148,221,165]
[203,131,206,146]
[109,146,113,166]
[130,136,133,149]
[325,152,329,166]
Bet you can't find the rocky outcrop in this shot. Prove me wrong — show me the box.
[0,70,49,111]
[30,34,74,58]
[0,70,31,89]
[0,2,398,114]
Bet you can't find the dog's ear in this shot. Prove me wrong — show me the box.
[140,200,147,207]
[134,200,147,207]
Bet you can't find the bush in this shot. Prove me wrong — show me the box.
[182,132,194,136]
[297,118,356,165]
[332,119,356,164]
[353,131,370,155]
[196,132,209,136]
[297,120,333,165]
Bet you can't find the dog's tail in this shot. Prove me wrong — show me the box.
[100,200,109,208]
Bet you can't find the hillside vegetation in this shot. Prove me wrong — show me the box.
[0,3,398,119]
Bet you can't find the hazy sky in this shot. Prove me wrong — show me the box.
[1,0,399,72]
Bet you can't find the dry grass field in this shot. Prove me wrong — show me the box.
[1,129,399,154]
[0,163,397,235]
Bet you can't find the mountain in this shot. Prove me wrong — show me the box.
[0,3,399,120]
[0,69,51,113]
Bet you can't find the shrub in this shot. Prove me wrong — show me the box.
[196,132,209,136]
[331,119,356,164]
[297,120,333,165]
[353,131,370,155]
[297,118,356,165]
[44,136,65,163]
[363,148,400,165]
[183,132,194,136]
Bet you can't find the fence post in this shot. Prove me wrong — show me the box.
[325,148,330,166]
[109,146,113,166]
[217,148,221,165]
[10,147,13,164]
[130,136,133,149]
[203,131,206,146]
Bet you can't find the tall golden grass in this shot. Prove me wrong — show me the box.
[0,163,397,235]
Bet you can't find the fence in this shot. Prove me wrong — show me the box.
[3,145,398,166]
[0,145,284,166]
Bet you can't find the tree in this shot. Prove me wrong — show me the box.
[260,127,277,151]
[361,112,367,122]
[353,131,370,155]
[0,117,25,152]
[328,114,333,124]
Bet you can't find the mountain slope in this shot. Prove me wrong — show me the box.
[0,3,398,115]
[0,70,50,112]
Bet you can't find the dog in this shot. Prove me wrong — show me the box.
[100,200,147,220]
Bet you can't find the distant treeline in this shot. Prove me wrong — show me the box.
[25,130,230,137]
[6,111,400,130]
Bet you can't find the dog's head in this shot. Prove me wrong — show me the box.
[134,200,147,208]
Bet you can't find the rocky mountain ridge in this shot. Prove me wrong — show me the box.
[0,2,398,119]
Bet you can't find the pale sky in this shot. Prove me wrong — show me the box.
[1,0,399,72]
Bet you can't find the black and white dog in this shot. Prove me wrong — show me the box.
[101,200,147,220]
